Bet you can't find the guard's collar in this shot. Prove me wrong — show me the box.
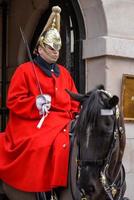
[34,55,60,77]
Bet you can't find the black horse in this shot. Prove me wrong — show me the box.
[59,85,129,200]
[0,85,129,200]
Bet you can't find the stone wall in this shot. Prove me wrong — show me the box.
[80,0,134,198]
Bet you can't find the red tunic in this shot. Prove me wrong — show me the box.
[0,62,79,192]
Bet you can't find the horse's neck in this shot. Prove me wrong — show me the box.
[59,136,80,200]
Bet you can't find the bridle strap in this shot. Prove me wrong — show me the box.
[100,112,126,200]
[101,163,126,200]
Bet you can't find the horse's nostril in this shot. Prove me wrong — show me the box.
[89,185,95,193]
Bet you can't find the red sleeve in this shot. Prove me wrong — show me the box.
[7,65,39,119]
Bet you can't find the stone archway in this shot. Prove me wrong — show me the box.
[18,0,49,64]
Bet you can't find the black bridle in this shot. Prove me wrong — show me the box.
[75,91,126,200]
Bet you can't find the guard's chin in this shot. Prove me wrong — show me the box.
[50,58,58,63]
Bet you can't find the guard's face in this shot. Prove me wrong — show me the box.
[38,45,59,64]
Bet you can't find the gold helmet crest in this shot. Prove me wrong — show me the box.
[35,6,62,53]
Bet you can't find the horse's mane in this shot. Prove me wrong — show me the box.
[75,89,102,134]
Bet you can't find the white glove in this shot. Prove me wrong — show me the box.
[36,94,51,115]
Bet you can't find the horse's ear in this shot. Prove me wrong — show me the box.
[96,84,105,90]
[109,95,119,108]
[65,89,84,102]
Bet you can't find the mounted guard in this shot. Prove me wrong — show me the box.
[0,5,79,200]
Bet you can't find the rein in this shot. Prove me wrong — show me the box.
[100,114,126,200]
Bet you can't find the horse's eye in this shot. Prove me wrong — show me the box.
[100,116,114,133]
[105,120,111,126]
[104,116,114,124]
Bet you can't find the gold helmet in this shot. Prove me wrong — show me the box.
[35,6,62,53]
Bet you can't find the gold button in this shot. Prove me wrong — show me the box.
[62,144,67,148]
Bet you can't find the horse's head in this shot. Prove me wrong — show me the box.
[66,85,126,200]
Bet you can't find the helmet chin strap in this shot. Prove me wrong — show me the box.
[40,47,58,64]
